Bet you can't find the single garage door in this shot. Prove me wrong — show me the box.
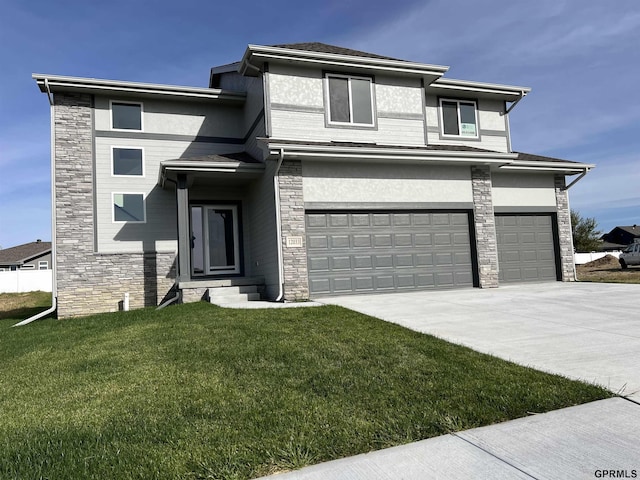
[495,213,559,283]
[306,211,475,295]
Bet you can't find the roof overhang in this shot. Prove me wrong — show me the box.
[158,156,265,188]
[240,44,449,83]
[261,140,593,175]
[33,74,246,104]
[263,139,516,166]
[429,78,531,102]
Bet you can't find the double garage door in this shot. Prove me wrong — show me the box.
[306,211,560,295]
[306,211,475,295]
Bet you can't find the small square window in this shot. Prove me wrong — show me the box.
[111,102,142,130]
[113,148,144,176]
[113,193,145,222]
[38,261,48,270]
[440,99,478,138]
[326,74,375,126]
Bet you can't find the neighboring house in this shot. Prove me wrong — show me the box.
[33,42,593,318]
[0,240,52,271]
[601,225,640,250]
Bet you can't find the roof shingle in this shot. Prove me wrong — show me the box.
[0,241,51,265]
[270,43,404,62]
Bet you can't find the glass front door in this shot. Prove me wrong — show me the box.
[191,205,240,276]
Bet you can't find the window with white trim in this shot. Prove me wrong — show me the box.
[440,99,478,138]
[113,193,145,223]
[111,101,143,131]
[326,74,375,126]
[112,147,144,176]
[38,261,49,270]
[21,264,35,270]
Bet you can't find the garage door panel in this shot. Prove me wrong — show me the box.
[374,255,394,268]
[331,236,350,249]
[309,257,330,272]
[353,235,372,248]
[395,254,414,267]
[331,256,351,270]
[496,214,558,284]
[353,256,373,269]
[373,214,391,226]
[329,214,349,227]
[307,211,474,295]
[308,236,329,249]
[394,234,412,247]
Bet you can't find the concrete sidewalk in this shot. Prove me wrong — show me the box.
[257,398,639,479]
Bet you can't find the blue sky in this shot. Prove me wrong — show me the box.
[1,0,639,248]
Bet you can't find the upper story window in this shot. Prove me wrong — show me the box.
[112,147,144,176]
[38,261,49,270]
[326,74,375,127]
[440,99,478,138]
[111,101,143,131]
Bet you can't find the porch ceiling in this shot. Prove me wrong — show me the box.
[158,153,265,188]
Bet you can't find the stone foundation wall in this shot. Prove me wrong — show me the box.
[471,166,499,288]
[54,93,175,318]
[278,160,309,300]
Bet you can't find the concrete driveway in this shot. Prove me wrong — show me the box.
[318,282,640,399]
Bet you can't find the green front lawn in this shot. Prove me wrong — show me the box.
[0,301,611,479]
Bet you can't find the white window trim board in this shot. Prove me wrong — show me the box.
[325,73,376,127]
[112,192,146,223]
[109,100,144,132]
[439,98,479,139]
[111,146,145,177]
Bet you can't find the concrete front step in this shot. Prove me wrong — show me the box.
[209,285,258,296]
[210,292,261,304]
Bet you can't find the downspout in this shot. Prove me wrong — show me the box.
[14,78,57,326]
[563,167,592,281]
[273,148,285,301]
[155,176,181,310]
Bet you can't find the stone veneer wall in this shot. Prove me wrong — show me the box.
[471,166,499,288]
[277,160,309,300]
[54,93,176,318]
[554,174,575,281]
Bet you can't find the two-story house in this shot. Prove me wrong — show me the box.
[33,43,592,318]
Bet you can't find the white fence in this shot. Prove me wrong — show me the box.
[0,270,53,293]
[574,251,621,265]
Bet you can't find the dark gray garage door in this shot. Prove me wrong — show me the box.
[495,214,558,283]
[306,211,475,295]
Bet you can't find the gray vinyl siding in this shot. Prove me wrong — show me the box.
[246,160,280,299]
[217,73,266,160]
[94,95,248,253]
[268,64,426,146]
[425,96,509,152]
[21,252,52,269]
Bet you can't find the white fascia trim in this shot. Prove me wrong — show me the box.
[244,45,449,77]
[268,144,516,164]
[432,78,531,97]
[499,163,594,174]
[32,74,246,102]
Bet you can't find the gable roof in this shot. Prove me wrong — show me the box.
[0,241,51,265]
